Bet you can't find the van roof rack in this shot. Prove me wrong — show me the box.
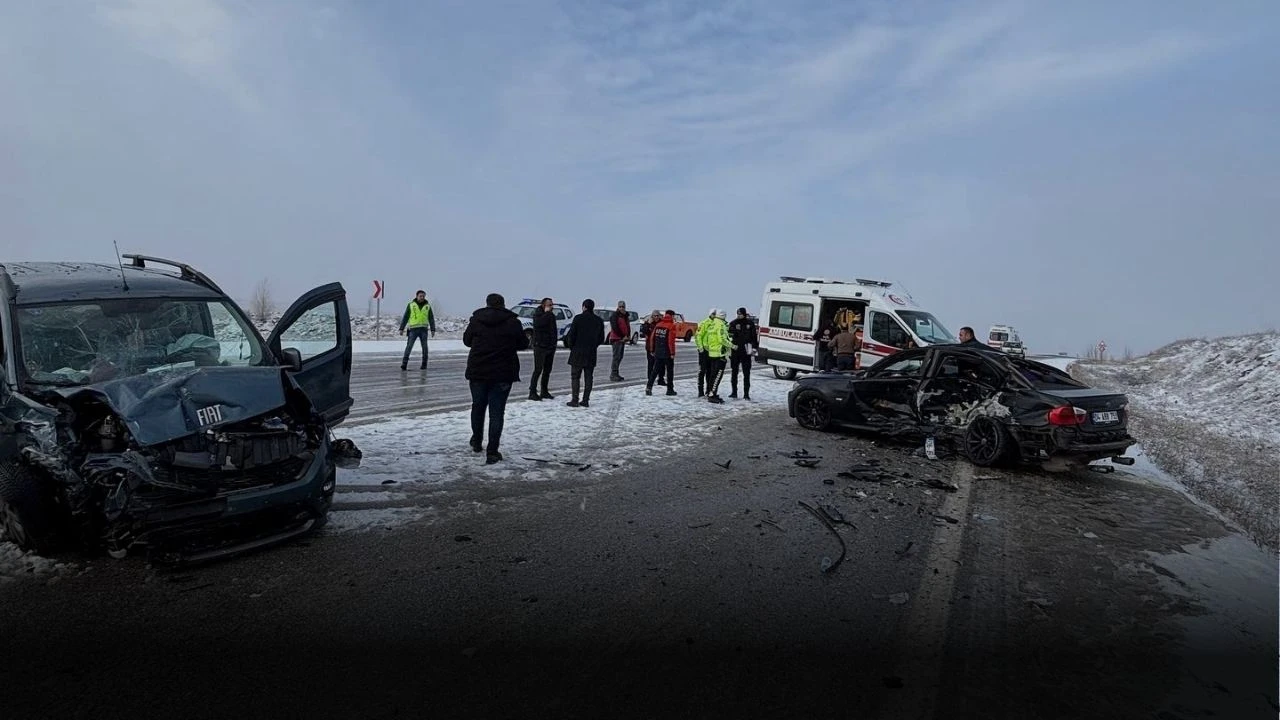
[121,254,224,294]
[854,278,892,288]
[778,276,848,284]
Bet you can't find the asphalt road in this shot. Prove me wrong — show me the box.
[2,411,1274,719]
[347,343,711,423]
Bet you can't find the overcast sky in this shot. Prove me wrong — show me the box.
[3,0,1276,355]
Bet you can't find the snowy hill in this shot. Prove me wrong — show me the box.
[1072,332,1279,551]
[251,312,467,341]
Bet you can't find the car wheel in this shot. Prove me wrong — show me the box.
[773,366,797,381]
[0,462,64,554]
[794,391,833,431]
[964,416,1010,467]
[524,330,535,349]
[684,331,693,342]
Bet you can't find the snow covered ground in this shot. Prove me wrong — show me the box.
[325,374,793,533]
[1073,332,1279,552]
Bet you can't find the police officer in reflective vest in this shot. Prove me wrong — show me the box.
[399,289,437,371]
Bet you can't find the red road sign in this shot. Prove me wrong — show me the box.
[372,280,384,299]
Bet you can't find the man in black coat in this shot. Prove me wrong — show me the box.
[528,297,558,401]
[727,307,759,400]
[463,293,529,463]
[563,298,605,407]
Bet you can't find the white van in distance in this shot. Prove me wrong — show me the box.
[757,276,956,380]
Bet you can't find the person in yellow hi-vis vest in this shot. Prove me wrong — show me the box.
[399,289,437,371]
[702,309,735,404]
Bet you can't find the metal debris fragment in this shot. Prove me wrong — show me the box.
[799,500,847,574]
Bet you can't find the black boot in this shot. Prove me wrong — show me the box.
[528,389,541,401]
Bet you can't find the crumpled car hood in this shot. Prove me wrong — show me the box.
[48,366,302,447]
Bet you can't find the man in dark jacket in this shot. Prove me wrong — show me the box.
[645,310,678,397]
[564,298,605,407]
[528,297,558,401]
[608,300,631,382]
[727,307,758,399]
[958,326,983,345]
[463,293,529,464]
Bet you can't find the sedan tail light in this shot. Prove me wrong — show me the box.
[1047,405,1087,426]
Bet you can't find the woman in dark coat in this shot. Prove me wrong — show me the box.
[563,298,605,407]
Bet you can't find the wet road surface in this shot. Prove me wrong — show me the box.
[2,412,1274,719]
[348,344,710,423]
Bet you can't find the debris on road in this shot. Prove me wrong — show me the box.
[454,535,472,542]
[933,513,960,525]
[823,478,835,485]
[924,477,960,493]
[760,518,786,533]
[799,500,847,574]
[688,520,714,529]
[714,460,732,470]
[1089,465,1116,474]
[888,592,910,605]
[795,458,821,468]
[894,541,915,559]
[1083,531,1099,539]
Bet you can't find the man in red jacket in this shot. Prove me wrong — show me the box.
[645,310,678,396]
[608,300,631,382]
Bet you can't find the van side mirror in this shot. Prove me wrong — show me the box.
[281,348,303,372]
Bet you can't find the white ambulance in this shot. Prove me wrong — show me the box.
[757,276,957,380]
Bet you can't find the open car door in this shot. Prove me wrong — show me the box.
[914,350,1007,426]
[266,282,353,426]
[847,348,930,430]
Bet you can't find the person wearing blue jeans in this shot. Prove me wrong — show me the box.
[462,292,529,463]
[399,290,437,371]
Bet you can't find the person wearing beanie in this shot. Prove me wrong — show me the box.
[728,307,759,399]
[694,307,718,397]
[703,308,735,403]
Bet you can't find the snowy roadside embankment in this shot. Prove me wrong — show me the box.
[1072,332,1279,552]
[325,375,792,533]
[252,312,468,342]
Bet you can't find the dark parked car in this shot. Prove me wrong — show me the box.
[786,344,1135,467]
[0,255,359,563]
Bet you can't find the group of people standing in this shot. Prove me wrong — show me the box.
[648,307,759,403]
[444,292,760,464]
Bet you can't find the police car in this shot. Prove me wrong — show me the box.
[510,298,574,349]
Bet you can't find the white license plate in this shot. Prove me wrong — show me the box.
[1092,411,1119,424]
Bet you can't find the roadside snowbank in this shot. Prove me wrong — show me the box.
[325,375,792,532]
[1073,332,1279,552]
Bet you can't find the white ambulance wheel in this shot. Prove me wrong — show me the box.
[773,366,797,381]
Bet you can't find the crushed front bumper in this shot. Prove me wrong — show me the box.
[123,438,341,564]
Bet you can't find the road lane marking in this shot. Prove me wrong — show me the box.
[881,460,975,719]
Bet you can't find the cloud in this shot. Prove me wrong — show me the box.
[96,0,258,111]
[497,0,1220,198]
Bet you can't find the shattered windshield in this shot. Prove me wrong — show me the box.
[896,310,956,344]
[16,298,268,387]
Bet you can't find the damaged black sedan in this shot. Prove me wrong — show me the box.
[0,255,360,563]
[787,345,1136,468]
